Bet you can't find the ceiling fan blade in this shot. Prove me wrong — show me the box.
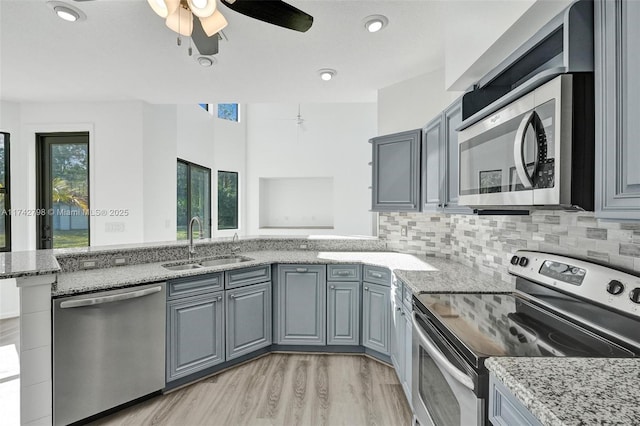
[220,0,313,33]
[192,16,219,56]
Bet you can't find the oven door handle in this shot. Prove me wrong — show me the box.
[412,312,475,391]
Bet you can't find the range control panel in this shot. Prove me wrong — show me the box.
[509,250,640,318]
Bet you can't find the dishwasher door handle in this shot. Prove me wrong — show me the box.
[60,286,163,308]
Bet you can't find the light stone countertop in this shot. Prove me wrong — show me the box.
[54,251,514,297]
[486,357,640,426]
[0,250,60,279]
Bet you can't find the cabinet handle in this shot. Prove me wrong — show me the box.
[330,285,335,289]
[370,272,383,278]
[438,203,443,208]
[230,294,236,299]
[296,268,308,273]
[337,271,350,276]
[217,296,222,301]
[364,287,369,291]
[444,203,448,207]
[401,312,406,316]
[396,307,401,311]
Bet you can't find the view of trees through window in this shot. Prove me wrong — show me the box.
[217,104,239,122]
[218,171,238,230]
[177,160,212,240]
[0,133,10,251]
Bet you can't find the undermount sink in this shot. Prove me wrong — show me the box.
[162,256,253,271]
[162,263,203,271]
[199,256,253,267]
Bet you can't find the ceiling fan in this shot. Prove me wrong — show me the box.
[72,0,314,56]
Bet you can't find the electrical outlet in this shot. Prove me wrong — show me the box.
[111,257,128,267]
[300,244,308,249]
[401,226,408,237]
[81,259,98,270]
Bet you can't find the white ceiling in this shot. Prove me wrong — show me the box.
[0,0,446,104]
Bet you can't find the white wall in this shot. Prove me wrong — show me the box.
[143,104,178,243]
[176,104,247,237]
[377,68,462,136]
[245,103,376,236]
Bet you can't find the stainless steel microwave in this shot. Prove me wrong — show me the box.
[457,74,594,210]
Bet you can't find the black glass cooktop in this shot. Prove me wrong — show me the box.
[414,292,636,361]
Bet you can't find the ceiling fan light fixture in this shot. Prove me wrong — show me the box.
[147,0,180,18]
[200,9,228,37]
[166,7,193,36]
[363,15,388,33]
[318,69,337,81]
[188,0,217,18]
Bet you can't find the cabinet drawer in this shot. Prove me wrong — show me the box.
[363,265,391,286]
[167,272,223,300]
[327,264,361,281]
[225,265,271,289]
[489,374,542,426]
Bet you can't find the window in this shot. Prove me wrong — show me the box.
[218,171,238,230]
[217,103,239,122]
[0,133,10,251]
[177,159,211,240]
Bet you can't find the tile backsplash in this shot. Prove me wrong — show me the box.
[379,211,640,284]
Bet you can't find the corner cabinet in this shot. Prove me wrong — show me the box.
[422,99,473,214]
[226,281,271,360]
[370,129,422,212]
[275,265,327,345]
[489,373,542,426]
[595,0,640,219]
[362,281,391,355]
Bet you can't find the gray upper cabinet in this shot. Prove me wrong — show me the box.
[327,281,361,346]
[371,129,422,212]
[422,99,472,214]
[275,265,327,345]
[595,0,640,219]
[167,291,225,382]
[226,282,272,360]
[362,282,390,355]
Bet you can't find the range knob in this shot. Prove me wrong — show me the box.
[629,288,640,304]
[606,280,625,296]
[518,257,529,267]
[510,255,520,265]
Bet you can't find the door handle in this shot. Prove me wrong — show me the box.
[514,111,535,189]
[60,286,162,308]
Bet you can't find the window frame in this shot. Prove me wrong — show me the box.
[177,158,212,239]
[0,132,10,252]
[217,170,239,230]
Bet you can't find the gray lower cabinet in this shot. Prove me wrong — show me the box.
[226,282,271,360]
[422,99,472,214]
[167,291,225,381]
[327,281,360,345]
[595,0,640,219]
[371,129,422,212]
[362,282,390,355]
[489,373,542,426]
[275,265,327,345]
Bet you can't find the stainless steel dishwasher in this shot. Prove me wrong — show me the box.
[53,282,166,425]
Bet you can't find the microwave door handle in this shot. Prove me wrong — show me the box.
[412,313,475,391]
[513,111,535,189]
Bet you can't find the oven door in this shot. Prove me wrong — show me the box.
[411,312,483,426]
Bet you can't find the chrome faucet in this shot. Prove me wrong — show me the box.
[231,232,240,254]
[188,216,203,260]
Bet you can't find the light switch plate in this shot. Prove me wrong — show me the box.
[401,226,408,237]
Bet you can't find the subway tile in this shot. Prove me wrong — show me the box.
[587,250,610,263]
[620,222,640,231]
[586,228,608,240]
[620,243,640,258]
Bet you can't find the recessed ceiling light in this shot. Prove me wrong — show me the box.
[318,69,336,81]
[47,2,86,22]
[197,56,216,67]
[363,15,388,33]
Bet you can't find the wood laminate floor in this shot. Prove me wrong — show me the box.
[91,353,412,426]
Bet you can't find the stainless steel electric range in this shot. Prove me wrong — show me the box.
[411,250,640,426]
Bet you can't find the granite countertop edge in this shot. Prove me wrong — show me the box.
[53,251,515,297]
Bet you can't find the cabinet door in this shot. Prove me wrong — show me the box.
[327,281,360,345]
[390,294,404,379]
[442,100,473,214]
[226,282,272,360]
[595,0,640,219]
[167,292,224,382]
[422,116,442,211]
[402,305,413,404]
[276,265,326,345]
[362,282,390,355]
[371,129,422,212]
